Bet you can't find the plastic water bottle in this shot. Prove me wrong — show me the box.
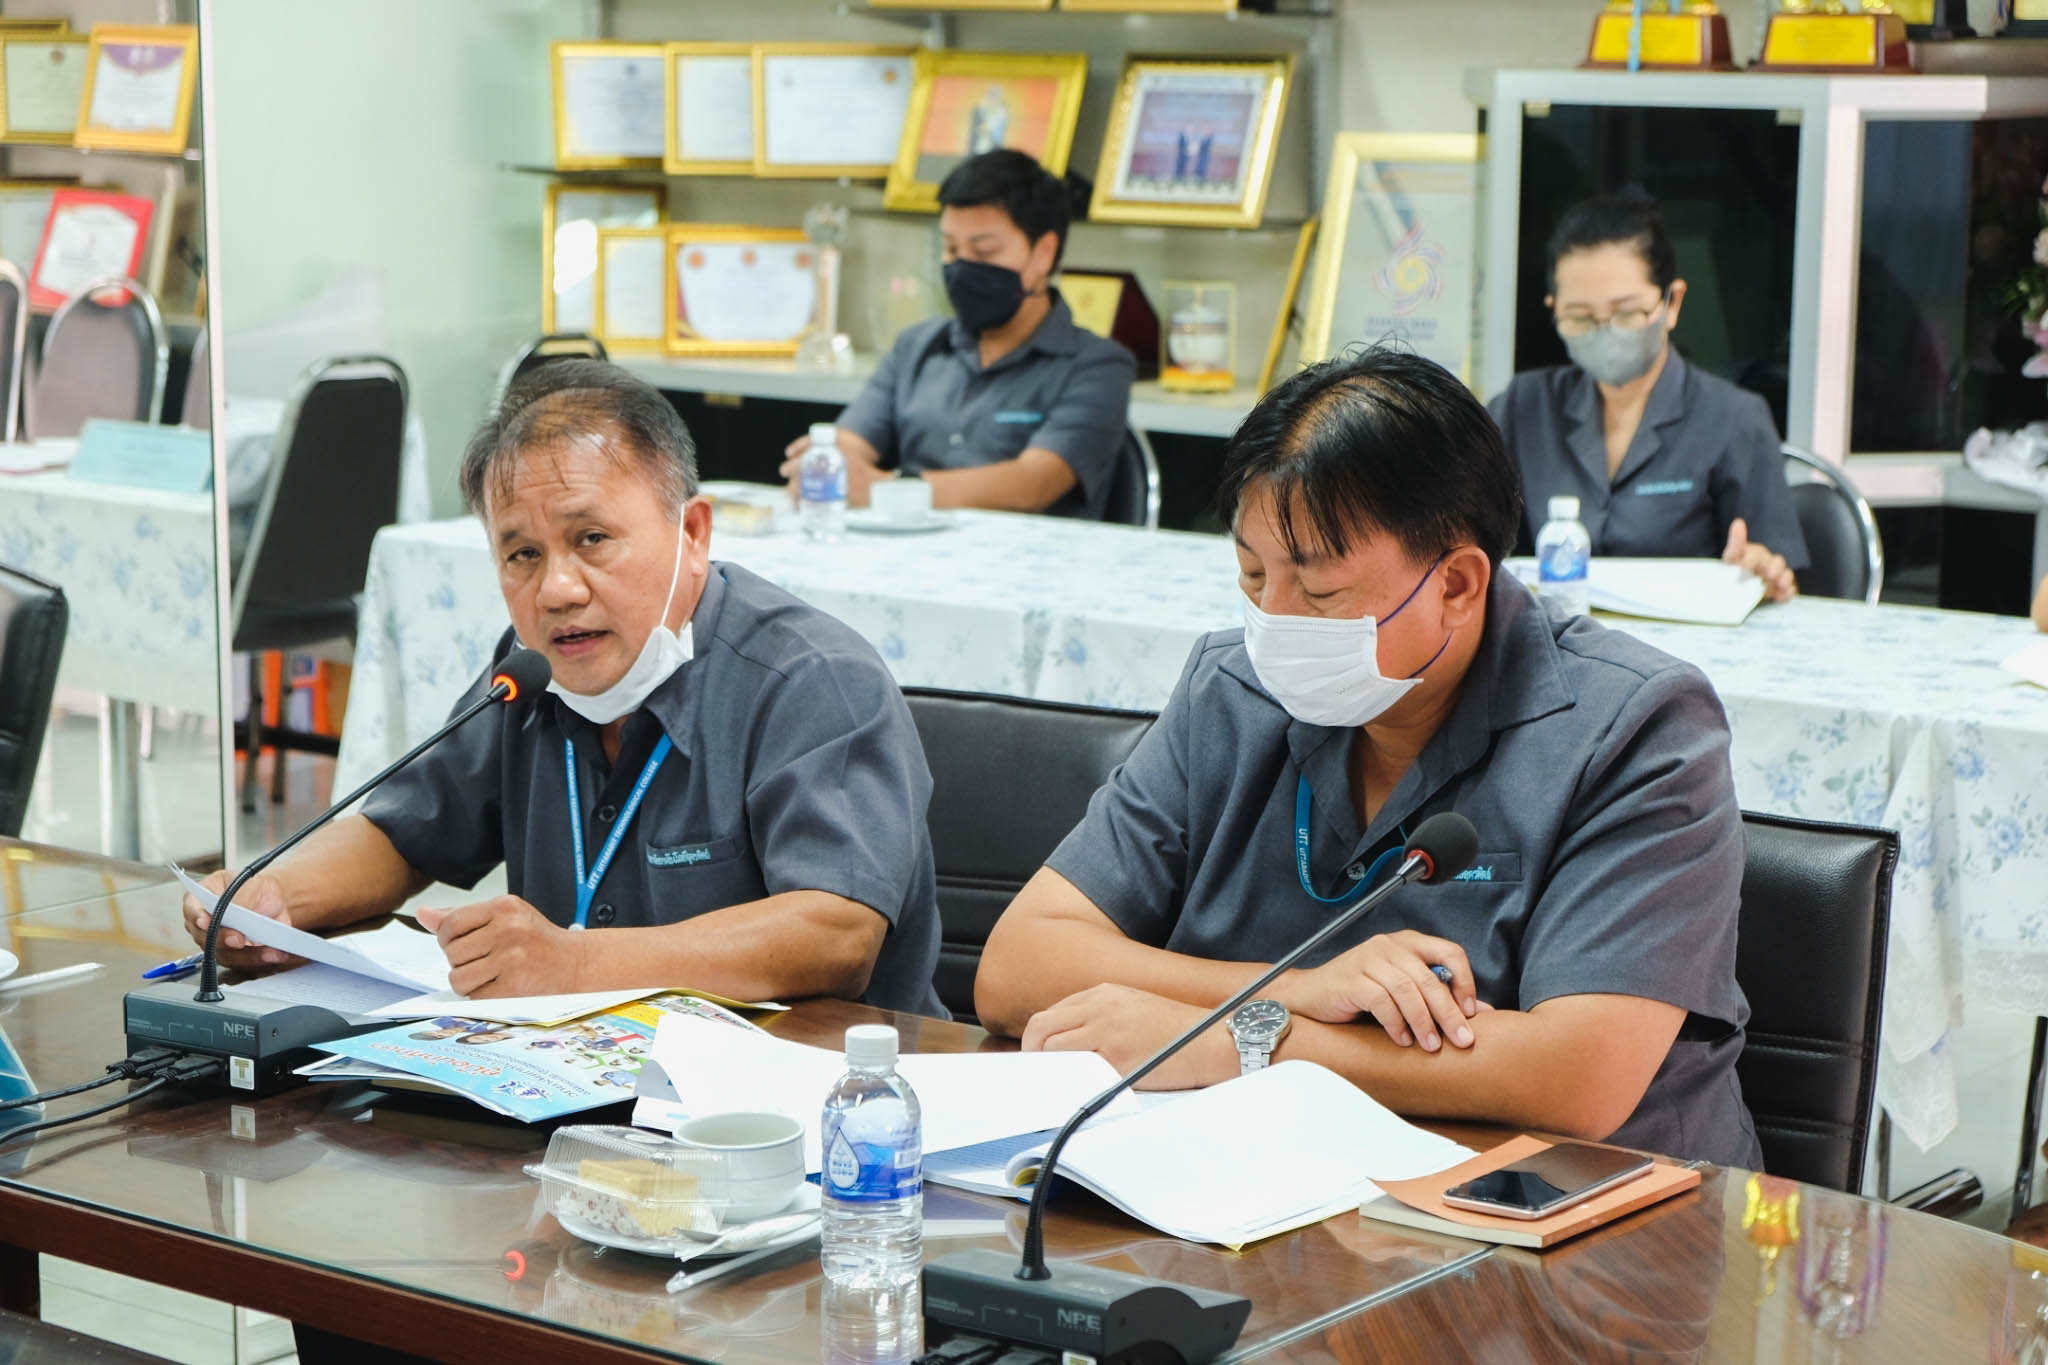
[1536,494,1592,618]
[800,422,847,542]
[821,1024,922,1291]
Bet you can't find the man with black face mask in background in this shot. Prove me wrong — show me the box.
[779,149,1136,520]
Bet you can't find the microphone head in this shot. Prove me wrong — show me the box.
[491,648,552,704]
[1405,812,1479,885]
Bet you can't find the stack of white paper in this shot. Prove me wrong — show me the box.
[640,1013,1136,1172]
[1505,556,1764,626]
[989,1061,1474,1248]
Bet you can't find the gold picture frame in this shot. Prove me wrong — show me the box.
[73,23,197,155]
[1087,55,1293,230]
[542,182,664,335]
[884,50,1088,214]
[0,34,87,146]
[752,43,917,180]
[665,223,818,357]
[1300,132,1480,381]
[664,41,755,177]
[1257,213,1318,392]
[592,226,668,354]
[1060,0,1235,10]
[551,41,666,170]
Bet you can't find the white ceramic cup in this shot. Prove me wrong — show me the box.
[672,1111,805,1221]
[870,476,934,525]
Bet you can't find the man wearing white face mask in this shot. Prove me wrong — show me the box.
[181,360,944,1015]
[1489,190,1807,603]
[976,346,1761,1168]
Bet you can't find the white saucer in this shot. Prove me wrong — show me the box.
[557,1185,819,1258]
[846,510,953,535]
[0,950,16,982]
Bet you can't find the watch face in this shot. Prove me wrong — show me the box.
[1231,998,1289,1046]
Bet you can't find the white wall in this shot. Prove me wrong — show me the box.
[209,0,584,516]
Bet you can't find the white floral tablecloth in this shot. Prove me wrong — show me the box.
[336,500,2048,1152]
[0,468,218,713]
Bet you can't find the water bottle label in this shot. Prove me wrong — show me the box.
[1538,545,1588,584]
[822,1120,921,1202]
[801,465,846,504]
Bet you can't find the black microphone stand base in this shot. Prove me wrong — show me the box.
[923,1247,1250,1365]
[123,981,388,1096]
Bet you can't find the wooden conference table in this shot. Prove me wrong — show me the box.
[0,839,2039,1363]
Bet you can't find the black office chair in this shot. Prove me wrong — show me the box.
[233,355,407,811]
[1782,445,1884,604]
[0,564,67,839]
[27,276,166,439]
[902,689,1155,1021]
[489,332,608,413]
[0,260,28,443]
[1734,811,1895,1194]
[1102,427,1162,529]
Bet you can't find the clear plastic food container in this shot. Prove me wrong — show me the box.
[526,1124,729,1252]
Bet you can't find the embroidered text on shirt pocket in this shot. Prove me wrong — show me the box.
[647,837,739,868]
[1633,479,1695,497]
[993,410,1044,424]
[1447,852,1522,884]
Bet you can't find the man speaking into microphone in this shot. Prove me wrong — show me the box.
[184,360,942,1016]
[976,346,1759,1167]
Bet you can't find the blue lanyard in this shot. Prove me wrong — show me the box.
[564,733,673,929]
[1294,775,1404,905]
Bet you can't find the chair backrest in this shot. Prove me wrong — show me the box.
[1102,427,1161,528]
[490,333,608,413]
[1735,810,1895,1193]
[903,689,1156,1021]
[0,260,27,444]
[0,563,67,839]
[230,355,408,653]
[181,326,211,430]
[1782,445,1883,604]
[29,276,166,439]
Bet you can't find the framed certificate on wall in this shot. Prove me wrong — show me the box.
[0,35,86,144]
[543,182,664,334]
[884,50,1087,213]
[1300,133,1480,383]
[593,227,667,353]
[552,42,666,170]
[74,23,197,154]
[29,187,153,310]
[753,44,915,179]
[666,224,817,356]
[665,41,755,176]
[1088,55,1293,230]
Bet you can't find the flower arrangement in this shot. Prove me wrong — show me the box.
[2017,176,2048,378]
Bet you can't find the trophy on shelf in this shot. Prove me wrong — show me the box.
[1160,281,1236,394]
[795,202,854,374]
[1582,0,1735,70]
[1756,0,1911,70]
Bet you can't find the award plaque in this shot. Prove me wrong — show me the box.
[1057,268,1158,379]
[2008,0,2048,36]
[1583,1,1735,70]
[1756,0,1910,71]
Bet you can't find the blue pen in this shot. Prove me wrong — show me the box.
[141,952,204,981]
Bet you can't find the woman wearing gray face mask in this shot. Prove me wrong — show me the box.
[1487,191,1807,603]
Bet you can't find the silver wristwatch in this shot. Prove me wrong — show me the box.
[1227,999,1291,1075]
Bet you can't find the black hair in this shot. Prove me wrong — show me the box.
[937,148,1071,269]
[1544,189,1677,295]
[459,358,698,518]
[1216,346,1523,566]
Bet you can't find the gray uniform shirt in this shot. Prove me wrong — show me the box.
[1490,353,1809,570]
[360,563,945,1017]
[1046,574,1760,1167]
[836,292,1136,521]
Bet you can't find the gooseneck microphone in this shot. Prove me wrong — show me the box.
[193,648,552,1002]
[923,811,1481,1364]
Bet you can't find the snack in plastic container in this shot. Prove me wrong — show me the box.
[526,1124,729,1247]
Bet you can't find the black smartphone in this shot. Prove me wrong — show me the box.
[1441,1141,1654,1220]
